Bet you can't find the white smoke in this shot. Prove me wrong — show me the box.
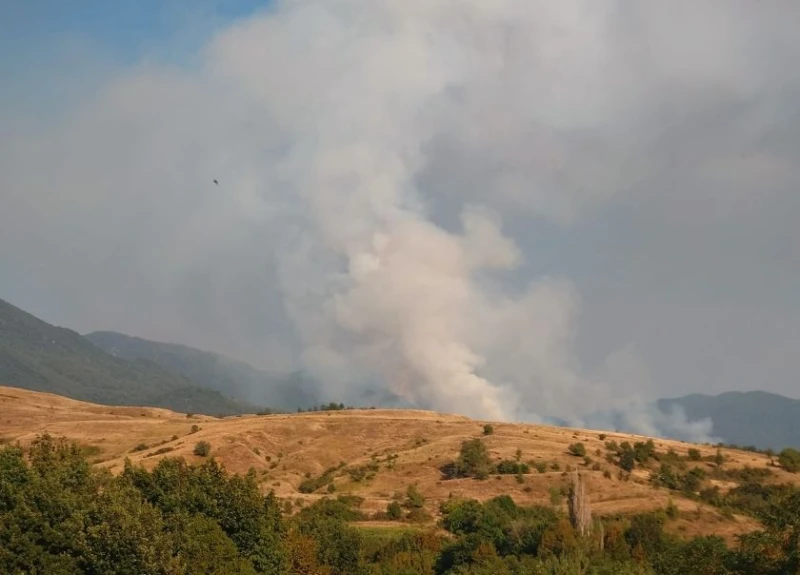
[6,0,791,434]
[206,0,615,420]
[202,0,748,424]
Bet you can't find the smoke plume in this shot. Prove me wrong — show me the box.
[3,1,800,439]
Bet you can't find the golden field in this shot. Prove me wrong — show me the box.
[3,385,795,544]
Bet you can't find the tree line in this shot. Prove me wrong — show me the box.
[1,434,799,574]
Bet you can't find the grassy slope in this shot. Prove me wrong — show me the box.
[4,385,795,545]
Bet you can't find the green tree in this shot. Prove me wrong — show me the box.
[633,440,656,464]
[123,458,289,572]
[296,500,363,575]
[442,439,494,480]
[619,449,636,472]
[168,513,257,574]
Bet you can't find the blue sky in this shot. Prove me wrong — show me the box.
[1,0,271,323]
[1,1,271,115]
[1,1,270,63]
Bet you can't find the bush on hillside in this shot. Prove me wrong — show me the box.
[568,442,586,457]
[441,438,494,480]
[779,448,800,473]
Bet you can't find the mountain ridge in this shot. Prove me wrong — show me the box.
[0,297,256,415]
[84,330,320,410]
[657,390,800,451]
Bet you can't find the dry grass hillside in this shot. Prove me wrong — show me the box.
[2,385,795,544]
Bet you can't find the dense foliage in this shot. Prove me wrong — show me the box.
[2,435,800,574]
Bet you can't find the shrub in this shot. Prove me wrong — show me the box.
[386,501,403,520]
[779,448,800,473]
[299,468,337,493]
[496,460,530,475]
[483,424,494,436]
[568,442,586,457]
[618,443,636,472]
[131,443,149,452]
[190,424,200,434]
[633,440,656,464]
[193,441,211,457]
[347,460,379,482]
[665,499,679,519]
[404,484,425,509]
[688,448,702,461]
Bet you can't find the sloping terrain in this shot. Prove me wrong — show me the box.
[4,386,795,544]
[85,330,319,409]
[0,298,255,415]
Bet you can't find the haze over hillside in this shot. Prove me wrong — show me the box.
[2,296,798,449]
[85,330,321,411]
[0,298,254,416]
[4,2,800,436]
[658,392,800,451]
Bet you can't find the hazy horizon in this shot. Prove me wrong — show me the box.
[3,1,800,435]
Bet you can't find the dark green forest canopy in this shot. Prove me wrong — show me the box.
[1,434,799,574]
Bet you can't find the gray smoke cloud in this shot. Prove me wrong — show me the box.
[3,1,800,439]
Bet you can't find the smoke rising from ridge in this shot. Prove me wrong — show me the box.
[3,1,800,439]
[229,0,614,421]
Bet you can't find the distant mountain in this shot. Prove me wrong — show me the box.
[85,331,320,410]
[0,298,255,416]
[549,391,800,451]
[658,391,800,451]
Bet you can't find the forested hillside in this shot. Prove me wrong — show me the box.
[1,434,798,574]
[85,330,320,410]
[0,298,254,415]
